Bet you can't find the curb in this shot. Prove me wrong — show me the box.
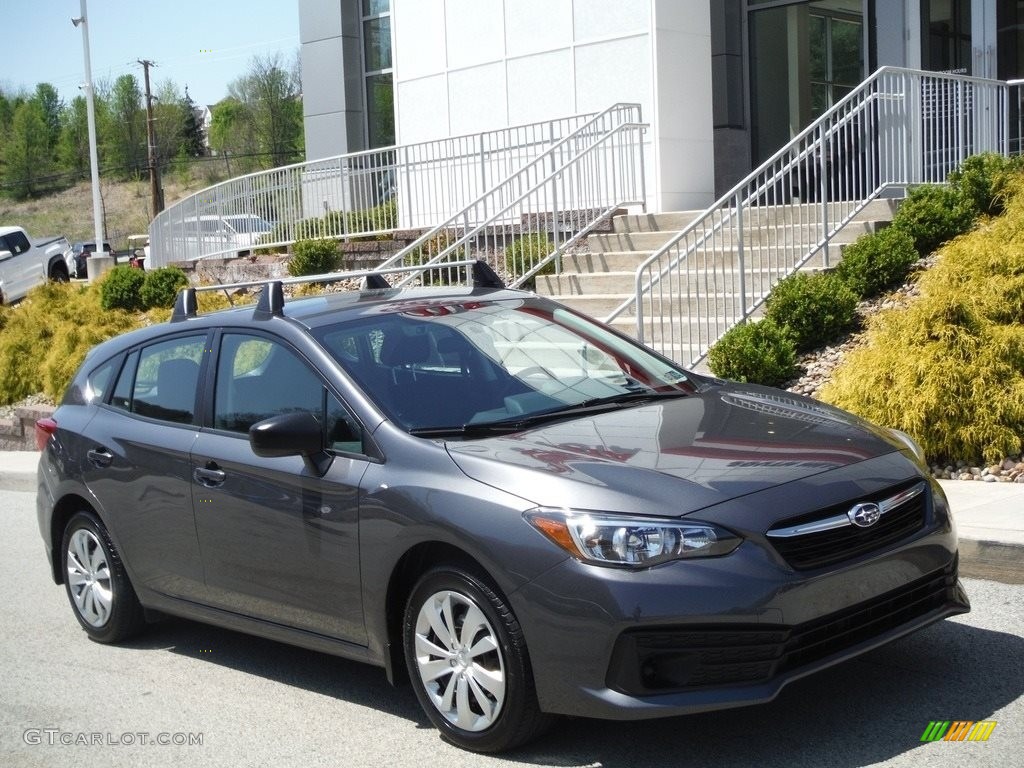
[956,539,1024,585]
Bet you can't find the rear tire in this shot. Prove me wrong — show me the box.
[61,511,146,643]
[403,565,551,752]
[49,264,69,283]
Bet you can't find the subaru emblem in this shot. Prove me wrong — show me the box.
[848,502,882,528]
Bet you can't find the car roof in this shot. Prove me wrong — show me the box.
[83,285,533,361]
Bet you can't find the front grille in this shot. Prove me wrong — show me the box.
[767,482,928,570]
[607,561,960,695]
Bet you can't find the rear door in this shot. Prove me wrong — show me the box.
[190,330,369,644]
[82,333,210,599]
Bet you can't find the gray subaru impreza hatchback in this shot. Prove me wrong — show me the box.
[37,265,968,752]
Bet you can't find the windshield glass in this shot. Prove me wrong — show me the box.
[225,216,273,234]
[314,297,694,433]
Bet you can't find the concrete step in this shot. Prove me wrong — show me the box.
[588,220,878,252]
[558,242,845,276]
[609,198,897,234]
[540,268,786,298]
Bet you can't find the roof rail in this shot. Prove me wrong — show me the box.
[169,259,506,322]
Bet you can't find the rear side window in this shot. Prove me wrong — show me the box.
[129,336,207,424]
[85,358,119,403]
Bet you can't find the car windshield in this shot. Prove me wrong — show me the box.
[313,297,694,434]
[225,216,273,234]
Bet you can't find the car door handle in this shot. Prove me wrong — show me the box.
[193,466,226,487]
[86,448,113,468]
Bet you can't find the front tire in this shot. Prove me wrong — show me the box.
[61,511,145,643]
[403,565,551,752]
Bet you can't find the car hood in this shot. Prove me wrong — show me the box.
[446,383,906,516]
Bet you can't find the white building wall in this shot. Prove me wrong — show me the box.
[391,0,715,212]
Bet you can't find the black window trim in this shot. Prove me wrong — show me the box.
[203,327,382,463]
[95,330,214,429]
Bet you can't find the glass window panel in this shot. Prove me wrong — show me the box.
[132,336,207,424]
[364,17,392,72]
[214,334,323,434]
[809,15,827,82]
[362,0,389,16]
[366,73,395,149]
[831,19,862,86]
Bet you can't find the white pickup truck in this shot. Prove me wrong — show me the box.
[0,226,74,304]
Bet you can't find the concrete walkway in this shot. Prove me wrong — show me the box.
[2,451,1020,581]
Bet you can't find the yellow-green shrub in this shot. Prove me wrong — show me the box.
[0,282,139,404]
[820,185,1024,462]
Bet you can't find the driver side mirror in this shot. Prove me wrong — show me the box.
[0,249,12,262]
[249,412,332,474]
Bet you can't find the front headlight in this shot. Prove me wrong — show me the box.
[889,428,928,465]
[526,509,741,568]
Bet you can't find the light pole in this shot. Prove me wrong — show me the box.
[72,0,105,278]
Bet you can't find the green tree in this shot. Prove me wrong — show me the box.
[103,74,146,178]
[181,88,206,157]
[57,95,91,181]
[2,100,53,198]
[209,97,257,175]
[33,83,63,153]
[227,52,303,168]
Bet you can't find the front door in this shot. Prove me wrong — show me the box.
[191,331,369,644]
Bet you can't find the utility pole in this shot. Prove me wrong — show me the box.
[72,0,104,274]
[138,59,163,216]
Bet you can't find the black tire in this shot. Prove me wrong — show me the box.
[403,565,552,753]
[60,511,146,643]
[49,264,69,283]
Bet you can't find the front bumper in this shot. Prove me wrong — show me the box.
[510,491,966,719]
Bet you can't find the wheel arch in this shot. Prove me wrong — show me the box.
[48,493,100,584]
[383,541,496,686]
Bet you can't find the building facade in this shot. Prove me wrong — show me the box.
[299,0,1024,211]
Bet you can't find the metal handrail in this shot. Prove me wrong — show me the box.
[384,120,648,289]
[604,67,1008,367]
[368,104,645,285]
[148,108,622,267]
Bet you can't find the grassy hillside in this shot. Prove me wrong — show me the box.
[0,168,223,250]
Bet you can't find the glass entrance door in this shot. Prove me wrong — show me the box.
[750,0,864,162]
[920,0,973,73]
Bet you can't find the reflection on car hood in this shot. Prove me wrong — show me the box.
[446,383,904,515]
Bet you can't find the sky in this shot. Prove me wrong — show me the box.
[1,0,300,108]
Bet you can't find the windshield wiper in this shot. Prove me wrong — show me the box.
[408,390,690,438]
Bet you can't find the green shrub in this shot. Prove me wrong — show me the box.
[140,267,189,309]
[764,271,858,351]
[835,226,919,298]
[707,319,798,387]
[948,152,1024,217]
[100,266,145,311]
[891,184,974,256]
[0,282,138,404]
[288,238,339,277]
[821,183,1024,463]
[504,232,555,284]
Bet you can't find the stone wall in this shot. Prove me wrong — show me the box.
[0,405,56,451]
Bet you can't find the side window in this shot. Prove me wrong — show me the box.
[214,334,323,434]
[7,231,30,255]
[110,352,139,411]
[327,392,363,454]
[85,358,120,404]
[131,336,207,424]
